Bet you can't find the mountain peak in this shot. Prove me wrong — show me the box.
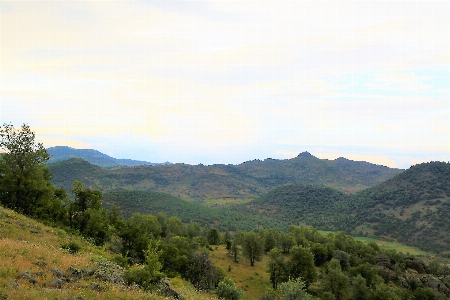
[297,151,314,158]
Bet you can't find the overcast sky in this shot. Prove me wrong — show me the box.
[2,1,450,168]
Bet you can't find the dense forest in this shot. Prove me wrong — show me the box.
[2,123,450,300]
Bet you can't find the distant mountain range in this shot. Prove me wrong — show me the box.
[47,146,170,168]
[48,150,403,200]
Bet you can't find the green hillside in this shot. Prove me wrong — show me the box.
[235,162,450,256]
[102,190,284,232]
[236,184,346,229]
[48,152,403,201]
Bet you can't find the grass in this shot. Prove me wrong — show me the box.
[0,206,217,300]
[209,245,272,300]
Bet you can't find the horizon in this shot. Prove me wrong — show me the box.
[48,145,415,169]
[2,1,450,169]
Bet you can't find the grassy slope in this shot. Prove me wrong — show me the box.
[209,245,273,300]
[0,206,217,300]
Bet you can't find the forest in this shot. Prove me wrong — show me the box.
[1,123,450,300]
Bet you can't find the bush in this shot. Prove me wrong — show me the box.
[61,241,81,254]
[216,278,242,300]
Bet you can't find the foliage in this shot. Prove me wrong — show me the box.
[279,278,315,300]
[267,248,287,289]
[216,277,242,300]
[242,231,264,266]
[0,123,64,221]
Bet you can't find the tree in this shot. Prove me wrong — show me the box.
[208,228,221,245]
[242,231,264,266]
[267,248,287,289]
[0,123,60,219]
[69,180,102,231]
[279,278,315,300]
[230,239,240,263]
[279,232,295,254]
[186,250,221,291]
[287,246,317,287]
[320,259,350,300]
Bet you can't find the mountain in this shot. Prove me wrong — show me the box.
[47,146,170,168]
[235,162,450,255]
[348,161,450,255]
[48,152,403,201]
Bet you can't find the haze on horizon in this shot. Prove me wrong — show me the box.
[1,1,450,169]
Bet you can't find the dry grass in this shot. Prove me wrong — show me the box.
[209,245,273,300]
[0,206,215,300]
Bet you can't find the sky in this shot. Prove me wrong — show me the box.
[1,0,450,169]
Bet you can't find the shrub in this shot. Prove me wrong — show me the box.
[61,241,81,254]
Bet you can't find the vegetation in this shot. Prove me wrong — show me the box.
[3,123,450,299]
[47,151,402,201]
[47,146,167,168]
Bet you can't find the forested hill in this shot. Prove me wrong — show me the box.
[47,146,170,168]
[348,161,450,255]
[48,152,402,200]
[236,162,450,255]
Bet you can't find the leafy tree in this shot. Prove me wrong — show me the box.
[279,232,295,254]
[159,236,191,277]
[216,278,242,300]
[267,248,287,289]
[0,123,61,219]
[187,250,221,291]
[124,239,162,289]
[279,278,315,300]
[187,221,202,238]
[230,239,240,263]
[320,259,350,300]
[288,246,317,287]
[83,208,111,245]
[165,216,184,237]
[208,228,221,245]
[264,229,278,252]
[69,180,102,231]
[242,231,264,266]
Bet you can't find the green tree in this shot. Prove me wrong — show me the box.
[320,259,350,300]
[208,228,221,245]
[288,246,317,287]
[0,123,61,219]
[230,239,240,263]
[279,278,315,300]
[187,250,221,291]
[242,231,264,266]
[279,232,295,254]
[124,239,162,289]
[69,180,102,231]
[267,247,287,289]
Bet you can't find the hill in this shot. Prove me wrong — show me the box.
[235,162,450,255]
[47,146,170,168]
[48,152,403,201]
[0,205,215,300]
[101,190,284,232]
[348,161,450,255]
[235,184,347,230]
